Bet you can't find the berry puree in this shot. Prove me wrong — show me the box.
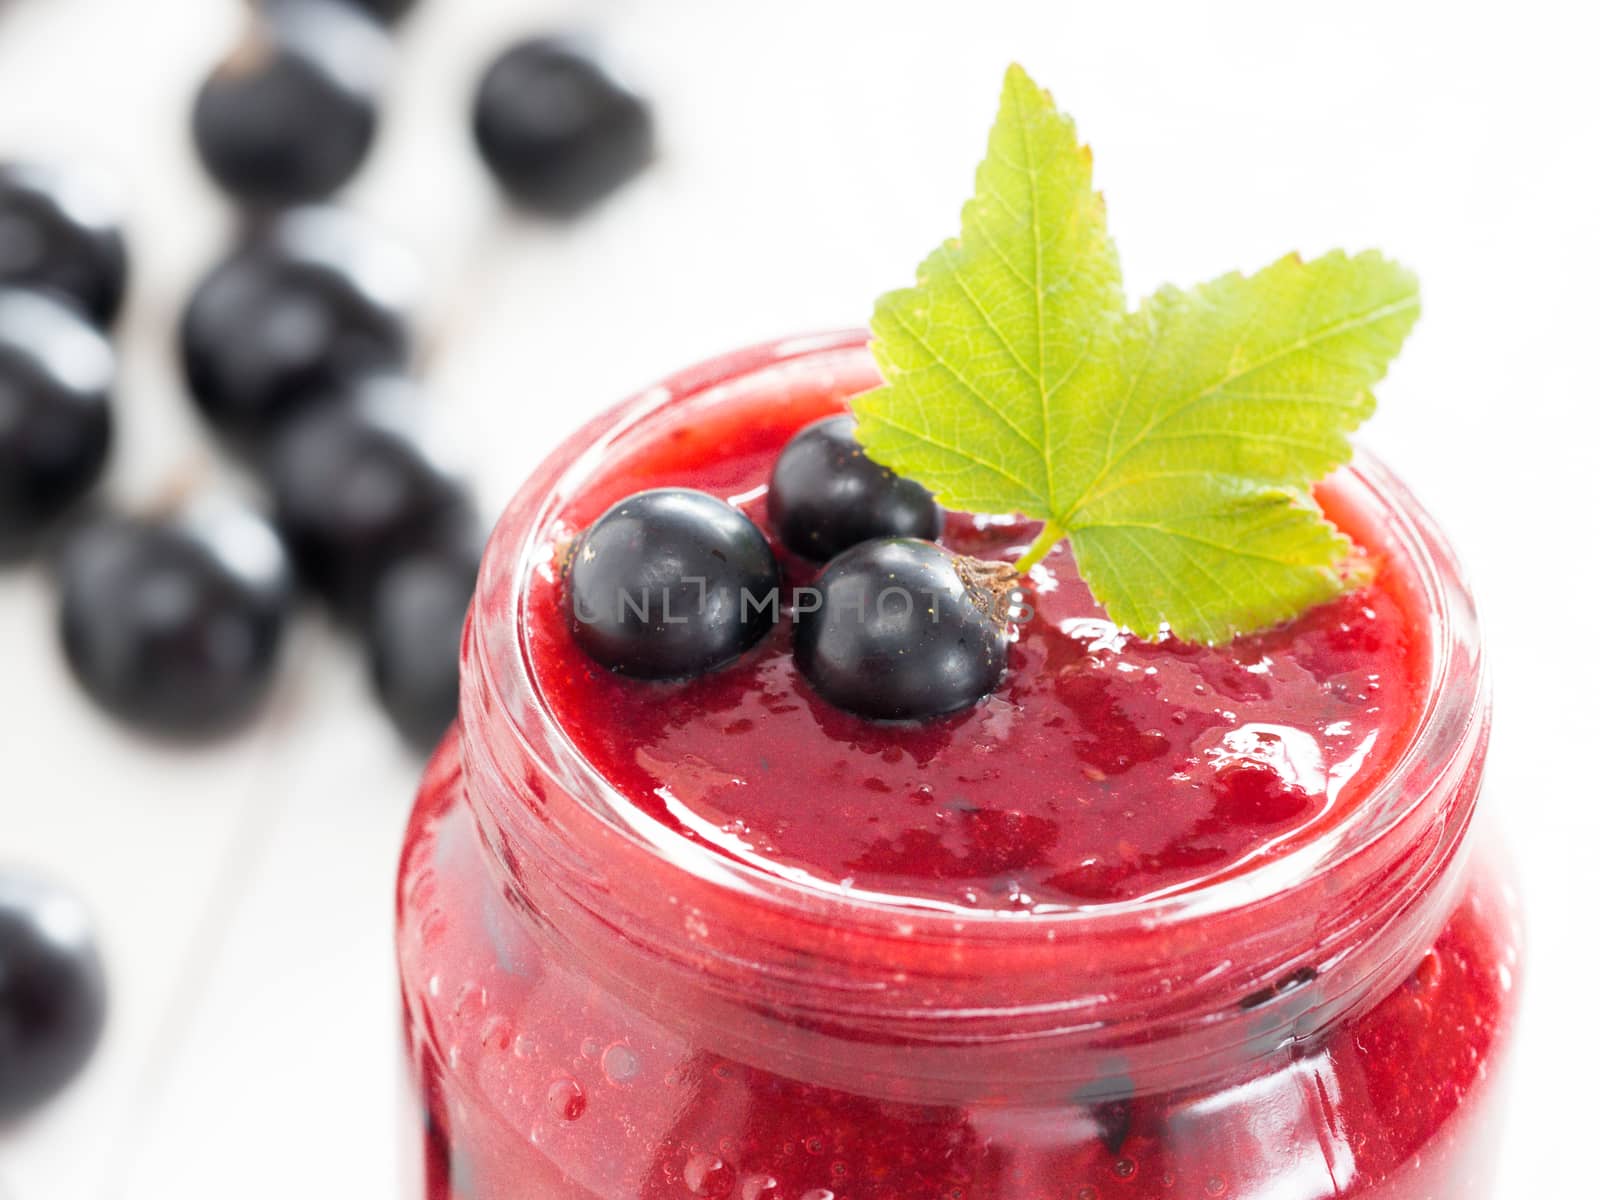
[523,383,1425,913]
[398,336,1520,1200]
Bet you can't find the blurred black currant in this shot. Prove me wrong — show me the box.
[194,0,389,207]
[0,162,128,326]
[0,872,107,1122]
[367,540,481,752]
[266,374,478,621]
[180,206,417,448]
[57,499,296,738]
[0,289,114,563]
[473,38,654,215]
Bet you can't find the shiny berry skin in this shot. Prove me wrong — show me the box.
[181,207,417,447]
[793,538,1010,720]
[472,38,653,215]
[367,545,480,751]
[57,501,295,738]
[0,872,107,1122]
[193,0,387,207]
[567,489,780,679]
[768,415,941,562]
[266,375,477,621]
[0,289,114,562]
[0,162,128,327]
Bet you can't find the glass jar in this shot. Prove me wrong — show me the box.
[396,332,1520,1200]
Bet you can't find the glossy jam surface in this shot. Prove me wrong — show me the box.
[521,369,1427,910]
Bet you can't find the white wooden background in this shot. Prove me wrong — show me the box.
[0,1,1595,1196]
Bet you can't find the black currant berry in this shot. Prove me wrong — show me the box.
[793,539,1010,720]
[181,207,416,447]
[0,289,114,562]
[0,162,128,327]
[266,375,477,620]
[768,415,942,562]
[473,38,654,215]
[0,872,107,1122]
[193,0,388,207]
[567,489,779,679]
[367,544,480,752]
[57,501,295,738]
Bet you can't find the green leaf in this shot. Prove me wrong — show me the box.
[854,63,1123,518]
[853,66,1421,643]
[1070,486,1357,646]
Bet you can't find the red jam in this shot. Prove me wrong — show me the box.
[522,385,1427,912]
[397,334,1519,1199]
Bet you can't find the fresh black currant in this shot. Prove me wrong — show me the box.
[193,0,388,207]
[0,872,107,1122]
[0,289,114,562]
[0,162,128,326]
[768,415,942,561]
[266,375,477,620]
[567,489,779,679]
[57,500,295,738]
[473,38,654,215]
[793,538,1010,720]
[181,207,417,447]
[367,543,480,752]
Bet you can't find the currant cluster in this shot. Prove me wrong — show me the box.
[0,1,657,1121]
[195,3,653,218]
[0,164,123,562]
[174,204,485,750]
[567,415,1014,720]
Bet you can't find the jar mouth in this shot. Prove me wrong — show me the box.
[481,328,1484,940]
[457,329,1488,1098]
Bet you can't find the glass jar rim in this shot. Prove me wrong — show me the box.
[457,329,1489,1097]
[482,328,1485,938]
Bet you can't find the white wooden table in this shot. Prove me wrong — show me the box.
[1,1,1594,1195]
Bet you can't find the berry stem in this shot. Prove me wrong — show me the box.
[1013,519,1067,574]
[954,555,1023,627]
